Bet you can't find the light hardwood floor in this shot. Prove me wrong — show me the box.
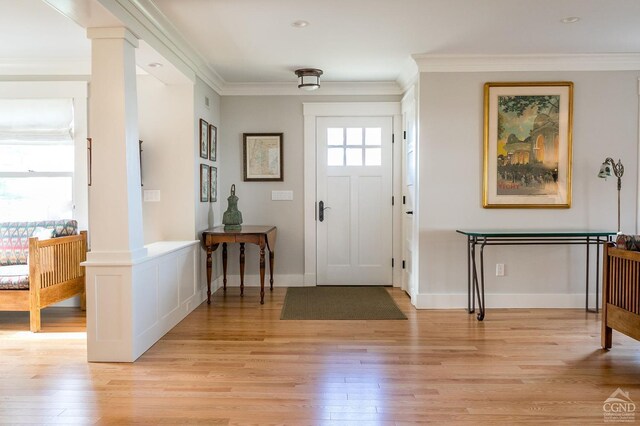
[0,287,639,425]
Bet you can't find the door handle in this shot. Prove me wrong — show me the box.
[406,211,414,215]
[319,201,331,222]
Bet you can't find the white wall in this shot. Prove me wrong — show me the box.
[138,75,221,291]
[137,75,194,243]
[220,95,400,283]
[417,71,639,308]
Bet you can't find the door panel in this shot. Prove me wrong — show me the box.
[402,98,417,298]
[327,175,350,265]
[317,116,393,286]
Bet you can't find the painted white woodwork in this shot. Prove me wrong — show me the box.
[415,292,599,310]
[401,87,418,303]
[222,81,403,96]
[85,241,200,362]
[86,27,147,263]
[413,53,640,73]
[303,102,401,286]
[316,117,393,285]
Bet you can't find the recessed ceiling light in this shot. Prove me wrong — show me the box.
[292,20,309,28]
[148,62,163,68]
[561,17,580,24]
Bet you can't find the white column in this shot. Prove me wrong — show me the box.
[87,27,146,263]
[85,27,146,362]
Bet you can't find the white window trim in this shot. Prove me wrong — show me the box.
[0,82,88,229]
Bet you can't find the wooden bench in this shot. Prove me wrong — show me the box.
[602,242,640,348]
[0,220,87,332]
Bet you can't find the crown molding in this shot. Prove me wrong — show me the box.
[125,0,224,89]
[413,53,640,72]
[80,0,220,90]
[221,81,403,96]
[396,58,419,93]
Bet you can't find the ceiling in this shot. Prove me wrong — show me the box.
[2,0,640,85]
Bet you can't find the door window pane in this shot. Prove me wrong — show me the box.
[327,128,343,146]
[328,148,344,166]
[365,128,381,146]
[365,148,382,166]
[346,128,363,145]
[346,148,363,166]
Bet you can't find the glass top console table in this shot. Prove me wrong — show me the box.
[456,230,616,321]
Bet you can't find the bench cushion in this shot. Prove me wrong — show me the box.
[616,234,640,251]
[0,265,29,290]
[0,220,77,267]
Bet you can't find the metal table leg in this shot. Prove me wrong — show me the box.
[595,237,600,313]
[467,236,474,314]
[585,236,590,311]
[477,239,487,321]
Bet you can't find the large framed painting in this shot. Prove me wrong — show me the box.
[243,133,283,181]
[483,82,573,208]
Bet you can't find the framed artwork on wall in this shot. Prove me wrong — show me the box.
[243,133,283,182]
[199,119,209,159]
[209,124,217,161]
[483,81,573,208]
[210,166,217,202]
[200,164,209,202]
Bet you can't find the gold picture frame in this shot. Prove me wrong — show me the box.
[483,81,573,208]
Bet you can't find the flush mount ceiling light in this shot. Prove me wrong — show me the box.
[295,68,323,91]
[291,20,309,28]
[560,16,580,24]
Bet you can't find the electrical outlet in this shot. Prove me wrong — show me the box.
[496,263,505,276]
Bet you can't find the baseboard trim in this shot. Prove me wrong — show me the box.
[415,293,599,309]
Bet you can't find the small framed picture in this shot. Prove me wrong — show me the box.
[209,124,217,161]
[210,166,217,202]
[243,133,283,181]
[200,164,209,202]
[199,119,209,159]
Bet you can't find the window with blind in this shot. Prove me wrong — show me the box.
[0,99,74,222]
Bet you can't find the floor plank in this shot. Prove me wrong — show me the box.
[0,287,639,425]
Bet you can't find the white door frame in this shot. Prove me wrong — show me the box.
[303,102,402,286]
[401,87,419,304]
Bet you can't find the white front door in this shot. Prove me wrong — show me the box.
[316,116,393,285]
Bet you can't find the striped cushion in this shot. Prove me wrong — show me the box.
[0,220,78,267]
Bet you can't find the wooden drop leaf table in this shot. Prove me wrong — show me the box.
[201,226,277,304]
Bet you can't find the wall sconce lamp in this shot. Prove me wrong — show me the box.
[295,68,323,91]
[598,157,624,234]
